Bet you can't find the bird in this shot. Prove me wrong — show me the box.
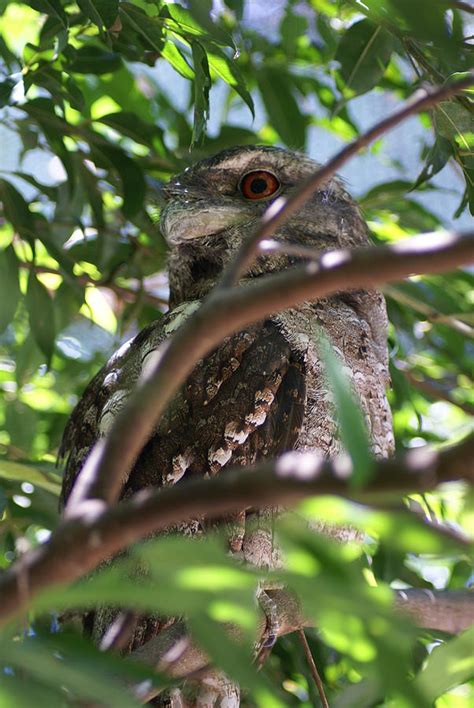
[59,145,394,706]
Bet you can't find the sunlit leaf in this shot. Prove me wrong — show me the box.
[412,628,474,703]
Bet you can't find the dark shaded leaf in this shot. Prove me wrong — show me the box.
[0,76,16,107]
[26,271,56,367]
[77,0,119,29]
[68,45,122,74]
[92,145,146,217]
[257,66,306,148]
[413,136,454,189]
[5,401,38,455]
[0,179,35,242]
[335,19,395,96]
[97,111,164,147]
[191,40,211,145]
[0,245,21,333]
[28,0,68,28]
[119,2,165,54]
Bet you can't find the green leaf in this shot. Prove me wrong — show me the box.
[413,136,454,189]
[335,19,395,96]
[5,401,38,455]
[68,45,122,74]
[0,459,62,495]
[96,110,164,147]
[26,271,56,367]
[191,40,211,145]
[223,0,243,20]
[0,179,35,242]
[434,100,474,152]
[388,0,449,48]
[28,0,68,28]
[0,76,16,107]
[119,2,165,53]
[77,0,119,29]
[412,628,474,703]
[92,145,146,218]
[317,331,374,486]
[173,1,235,48]
[257,66,306,148]
[161,40,194,79]
[206,46,254,117]
[0,245,21,333]
[280,8,308,59]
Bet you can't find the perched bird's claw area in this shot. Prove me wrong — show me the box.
[255,585,281,666]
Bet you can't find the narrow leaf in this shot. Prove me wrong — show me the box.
[26,271,56,367]
[257,66,306,148]
[191,40,211,145]
[317,331,373,486]
[0,245,21,333]
[335,19,395,96]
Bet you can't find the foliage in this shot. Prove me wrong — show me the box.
[0,1,473,706]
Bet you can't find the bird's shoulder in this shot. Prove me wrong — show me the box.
[59,303,307,507]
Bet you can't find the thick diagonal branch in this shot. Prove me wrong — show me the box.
[66,230,474,510]
[0,433,473,626]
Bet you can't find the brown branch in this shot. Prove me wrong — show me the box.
[1,434,473,626]
[65,229,474,511]
[129,587,474,694]
[385,284,474,338]
[219,71,474,289]
[401,367,474,416]
[442,0,474,15]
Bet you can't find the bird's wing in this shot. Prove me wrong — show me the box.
[59,308,306,509]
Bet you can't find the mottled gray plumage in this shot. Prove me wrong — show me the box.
[60,145,394,705]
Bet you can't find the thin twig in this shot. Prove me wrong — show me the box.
[125,588,474,689]
[401,367,474,416]
[298,630,329,708]
[384,284,474,338]
[219,72,474,289]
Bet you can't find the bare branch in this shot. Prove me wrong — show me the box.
[385,284,474,338]
[219,71,474,288]
[400,366,474,416]
[1,434,473,626]
[130,587,474,693]
[65,230,474,510]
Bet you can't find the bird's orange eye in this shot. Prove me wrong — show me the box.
[240,170,280,200]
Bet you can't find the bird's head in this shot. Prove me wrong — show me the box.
[160,145,368,306]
